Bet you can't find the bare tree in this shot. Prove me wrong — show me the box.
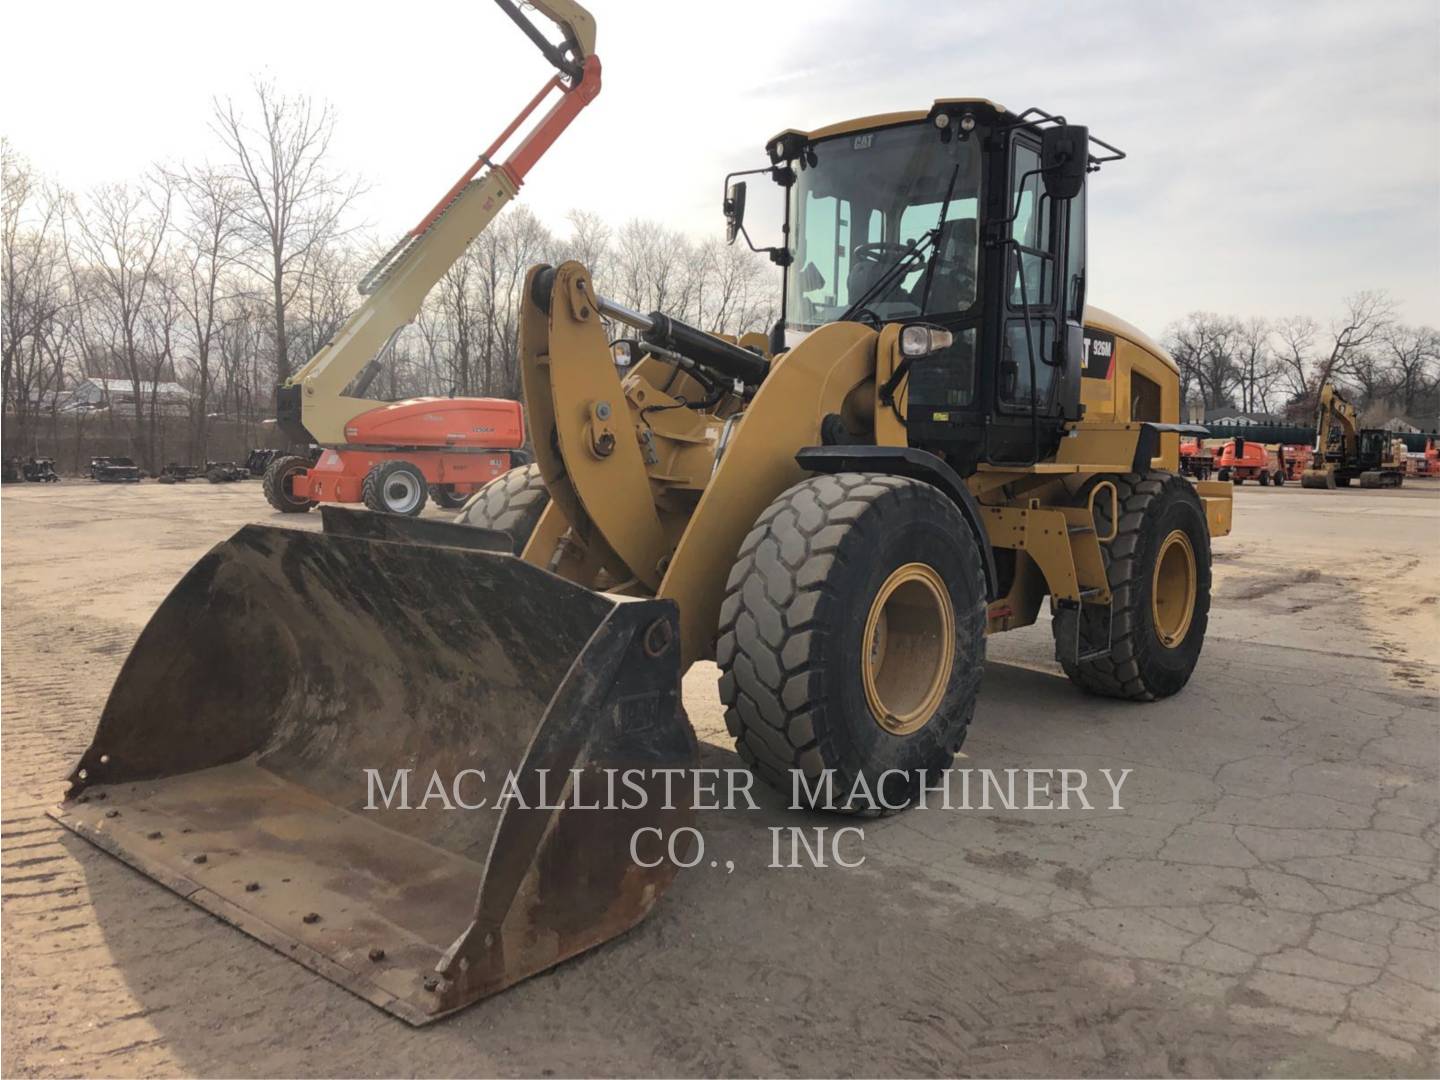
[170,164,243,459]
[1231,316,1279,414]
[1164,312,1238,411]
[561,209,611,277]
[1271,314,1318,411]
[1323,290,1395,399]
[212,81,362,382]
[65,174,174,469]
[698,237,774,336]
[1381,324,1440,417]
[2,142,72,455]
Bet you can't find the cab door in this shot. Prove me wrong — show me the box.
[997,138,1062,420]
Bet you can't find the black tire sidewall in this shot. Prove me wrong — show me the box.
[455,464,550,552]
[429,485,467,509]
[816,486,984,806]
[365,461,427,516]
[265,456,313,512]
[1126,485,1211,697]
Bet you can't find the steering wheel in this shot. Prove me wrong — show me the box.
[851,241,912,266]
[848,241,914,305]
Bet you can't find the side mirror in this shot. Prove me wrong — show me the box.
[724,180,747,245]
[1040,124,1088,201]
[610,339,637,368]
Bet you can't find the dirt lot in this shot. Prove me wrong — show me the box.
[3,479,1437,1077]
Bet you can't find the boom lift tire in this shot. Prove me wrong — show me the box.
[362,460,428,516]
[455,463,551,554]
[717,472,986,813]
[1052,471,1211,701]
[262,454,316,514]
[429,485,469,510]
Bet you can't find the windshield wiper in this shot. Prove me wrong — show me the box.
[837,164,961,325]
[838,234,933,323]
[917,163,961,314]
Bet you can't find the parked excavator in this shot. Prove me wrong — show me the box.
[54,79,1233,1024]
[1300,381,1405,488]
[259,0,600,516]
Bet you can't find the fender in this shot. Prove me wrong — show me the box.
[794,445,998,601]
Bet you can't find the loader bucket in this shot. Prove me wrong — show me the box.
[49,508,695,1025]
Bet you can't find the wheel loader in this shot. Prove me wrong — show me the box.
[52,75,1233,1023]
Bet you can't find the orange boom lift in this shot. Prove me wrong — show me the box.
[262,0,601,515]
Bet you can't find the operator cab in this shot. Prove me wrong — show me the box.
[724,100,1123,472]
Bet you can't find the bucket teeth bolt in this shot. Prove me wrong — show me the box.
[147,831,163,840]
[245,882,261,892]
[368,947,386,962]
[303,912,321,924]
[105,809,120,818]
[192,853,208,864]
[423,976,439,992]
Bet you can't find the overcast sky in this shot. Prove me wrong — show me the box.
[3,0,1437,335]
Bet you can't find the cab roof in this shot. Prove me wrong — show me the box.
[768,99,1010,146]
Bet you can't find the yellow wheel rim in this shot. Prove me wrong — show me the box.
[1151,529,1197,649]
[861,563,955,735]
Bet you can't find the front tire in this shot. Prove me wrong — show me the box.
[362,460,428,516]
[454,463,551,554]
[1052,471,1212,701]
[716,473,987,812]
[262,455,315,513]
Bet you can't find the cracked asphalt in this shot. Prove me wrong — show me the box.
[2,480,1437,1076]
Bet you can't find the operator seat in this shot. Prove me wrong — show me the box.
[921,217,978,312]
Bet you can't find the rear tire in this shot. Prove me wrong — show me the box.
[1259,471,1269,486]
[1273,470,1285,486]
[1052,471,1211,701]
[454,463,550,554]
[429,485,468,510]
[716,473,987,812]
[262,455,315,513]
[362,460,428,516]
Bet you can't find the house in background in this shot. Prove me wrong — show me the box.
[1381,415,1440,436]
[1202,406,1289,427]
[66,378,192,416]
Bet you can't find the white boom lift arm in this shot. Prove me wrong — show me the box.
[276,0,601,445]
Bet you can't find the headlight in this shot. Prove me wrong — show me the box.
[899,324,954,358]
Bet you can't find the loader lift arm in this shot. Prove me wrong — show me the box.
[276,0,602,446]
